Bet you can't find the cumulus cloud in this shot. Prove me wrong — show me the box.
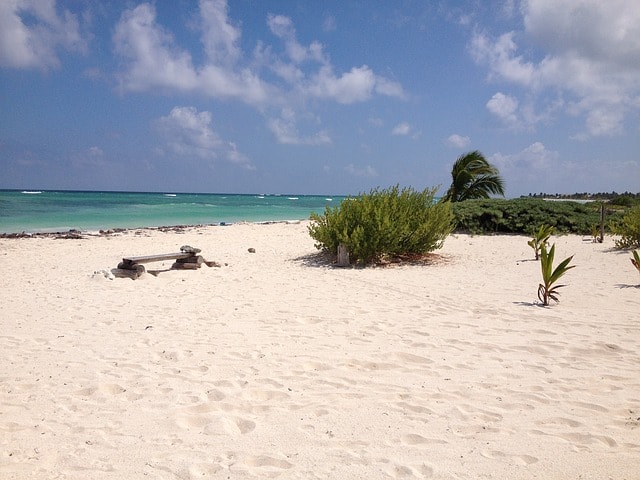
[111,1,404,143]
[267,14,326,64]
[72,146,107,168]
[113,2,268,103]
[155,106,253,168]
[267,109,331,146]
[113,4,199,92]
[391,121,421,139]
[199,0,241,65]
[322,15,336,32]
[491,142,559,172]
[486,92,519,125]
[391,122,411,136]
[489,141,640,195]
[111,2,405,106]
[88,146,104,157]
[471,0,640,137]
[0,0,87,69]
[309,65,378,104]
[446,134,471,148]
[344,164,378,178]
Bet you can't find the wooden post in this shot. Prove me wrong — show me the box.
[337,243,350,267]
[599,204,605,243]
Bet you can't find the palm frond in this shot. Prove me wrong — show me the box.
[445,151,505,202]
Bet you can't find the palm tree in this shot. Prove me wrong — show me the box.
[442,150,505,202]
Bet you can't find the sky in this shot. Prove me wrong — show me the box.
[1,0,639,197]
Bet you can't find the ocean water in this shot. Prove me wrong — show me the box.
[0,190,346,234]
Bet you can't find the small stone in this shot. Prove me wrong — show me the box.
[248,248,256,253]
[180,245,201,254]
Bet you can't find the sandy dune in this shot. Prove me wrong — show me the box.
[1,222,639,479]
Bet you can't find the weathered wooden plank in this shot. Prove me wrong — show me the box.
[337,243,350,267]
[122,252,194,265]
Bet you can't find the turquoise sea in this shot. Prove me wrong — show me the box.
[0,190,346,234]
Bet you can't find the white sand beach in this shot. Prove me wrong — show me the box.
[1,222,639,479]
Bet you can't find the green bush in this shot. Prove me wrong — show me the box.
[609,195,639,207]
[451,198,623,235]
[610,205,640,249]
[308,185,453,265]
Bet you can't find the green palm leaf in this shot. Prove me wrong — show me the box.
[631,250,640,274]
[443,151,505,202]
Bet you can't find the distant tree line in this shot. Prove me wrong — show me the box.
[523,192,640,200]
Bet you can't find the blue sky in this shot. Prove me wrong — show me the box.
[1,0,639,197]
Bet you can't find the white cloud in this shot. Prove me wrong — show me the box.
[392,122,411,136]
[267,14,326,64]
[199,0,241,65]
[0,0,87,69]
[113,2,268,103]
[345,164,378,178]
[113,4,199,92]
[491,142,559,171]
[471,32,537,87]
[72,146,107,168]
[111,3,402,108]
[322,15,336,32]
[471,0,640,137]
[111,1,404,144]
[486,92,519,126]
[267,109,331,146]
[155,106,253,168]
[446,134,470,148]
[490,141,640,195]
[88,146,104,157]
[308,65,403,104]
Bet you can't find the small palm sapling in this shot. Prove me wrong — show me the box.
[528,224,554,260]
[631,250,640,276]
[538,243,575,306]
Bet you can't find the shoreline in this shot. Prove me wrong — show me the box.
[1,222,639,479]
[0,219,305,239]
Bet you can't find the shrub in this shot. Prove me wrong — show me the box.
[452,198,624,235]
[610,205,640,249]
[609,195,638,207]
[308,185,453,265]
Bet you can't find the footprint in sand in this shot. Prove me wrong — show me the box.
[99,383,126,395]
[480,449,539,465]
[401,433,448,446]
[245,455,293,470]
[390,352,434,364]
[535,416,583,428]
[176,412,256,435]
[383,462,435,479]
[219,415,256,435]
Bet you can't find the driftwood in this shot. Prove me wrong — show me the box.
[116,246,216,278]
[114,263,146,279]
[172,262,199,269]
[175,255,204,265]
